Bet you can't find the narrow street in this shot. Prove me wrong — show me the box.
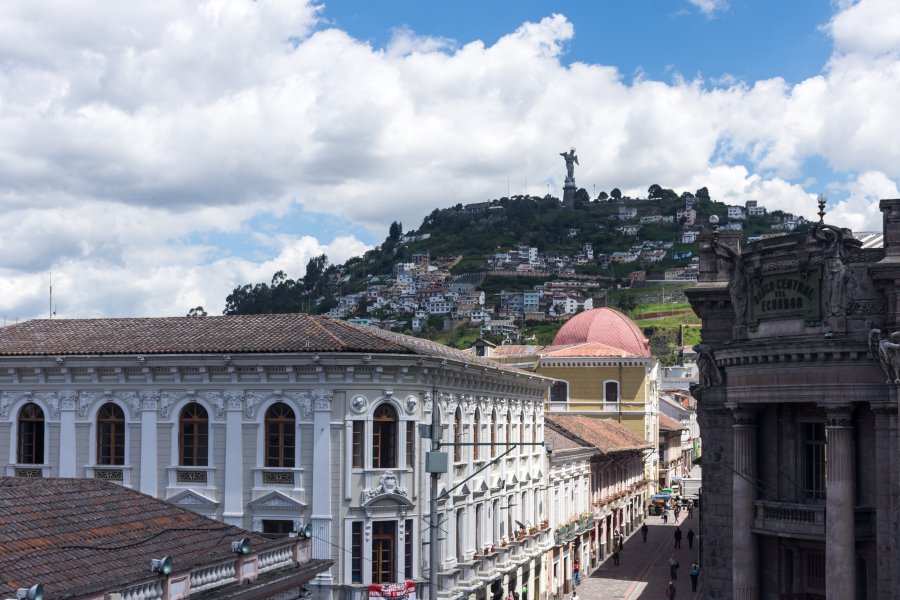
[575,513,701,599]
[573,462,703,600]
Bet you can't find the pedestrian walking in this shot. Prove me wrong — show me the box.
[673,527,682,549]
[571,592,579,600]
[690,562,700,592]
[674,506,680,523]
[641,522,648,542]
[612,548,620,565]
[687,528,695,549]
[662,510,668,524]
[573,558,580,586]
[669,556,679,580]
[521,583,528,600]
[665,581,677,599]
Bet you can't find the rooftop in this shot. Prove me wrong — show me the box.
[0,477,325,599]
[545,415,653,454]
[0,315,532,377]
[551,308,651,357]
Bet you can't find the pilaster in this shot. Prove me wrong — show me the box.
[223,391,244,526]
[58,392,77,477]
[139,392,158,496]
[310,389,334,595]
[823,404,855,600]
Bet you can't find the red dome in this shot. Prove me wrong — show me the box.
[552,308,650,357]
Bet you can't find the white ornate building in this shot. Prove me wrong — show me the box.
[0,315,550,600]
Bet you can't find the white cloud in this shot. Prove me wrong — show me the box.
[687,0,729,17]
[1,0,899,320]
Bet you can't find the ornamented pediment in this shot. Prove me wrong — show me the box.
[167,489,219,511]
[361,471,412,507]
[248,491,306,512]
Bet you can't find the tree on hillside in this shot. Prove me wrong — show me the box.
[597,191,609,201]
[574,188,590,208]
[610,188,622,200]
[389,221,403,241]
[186,306,207,317]
[695,187,710,201]
[303,254,330,299]
[648,184,663,199]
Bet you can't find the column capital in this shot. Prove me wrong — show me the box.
[726,403,758,427]
[820,403,854,428]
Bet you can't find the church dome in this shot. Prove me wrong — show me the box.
[552,308,650,357]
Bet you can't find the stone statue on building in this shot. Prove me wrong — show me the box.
[712,240,747,326]
[815,224,853,317]
[560,148,578,181]
[869,329,900,384]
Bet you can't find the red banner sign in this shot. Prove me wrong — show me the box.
[368,582,416,600]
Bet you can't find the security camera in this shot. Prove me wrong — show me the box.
[546,444,554,456]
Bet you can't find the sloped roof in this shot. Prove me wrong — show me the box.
[659,414,686,432]
[541,342,635,358]
[0,315,530,377]
[0,477,326,599]
[545,425,595,453]
[546,415,652,454]
[551,308,651,357]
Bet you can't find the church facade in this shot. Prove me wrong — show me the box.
[686,199,900,599]
[0,315,550,600]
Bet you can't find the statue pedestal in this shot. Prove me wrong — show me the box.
[562,179,576,208]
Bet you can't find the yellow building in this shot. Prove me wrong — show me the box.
[488,308,661,491]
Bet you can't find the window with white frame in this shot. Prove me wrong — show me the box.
[603,380,620,407]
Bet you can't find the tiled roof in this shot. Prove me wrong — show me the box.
[0,316,534,377]
[659,414,686,432]
[551,308,651,357]
[541,342,635,358]
[545,415,652,454]
[0,477,305,598]
[490,345,542,357]
[544,426,594,453]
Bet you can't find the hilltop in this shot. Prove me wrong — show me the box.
[217,186,809,363]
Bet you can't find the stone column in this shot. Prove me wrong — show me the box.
[872,402,896,600]
[223,391,244,527]
[825,405,855,600]
[139,392,158,496]
[731,405,758,600]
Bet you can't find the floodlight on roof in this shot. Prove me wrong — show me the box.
[231,537,252,555]
[16,585,43,600]
[150,556,174,575]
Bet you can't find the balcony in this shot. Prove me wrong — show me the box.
[753,500,824,538]
[85,465,133,487]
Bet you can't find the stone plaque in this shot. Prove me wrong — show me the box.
[748,265,822,325]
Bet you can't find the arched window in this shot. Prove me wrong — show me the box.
[17,403,44,464]
[473,409,481,461]
[454,408,462,463]
[491,409,497,458]
[373,404,398,469]
[97,403,125,465]
[265,402,296,468]
[179,403,209,466]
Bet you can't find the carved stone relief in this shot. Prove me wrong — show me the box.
[361,470,409,506]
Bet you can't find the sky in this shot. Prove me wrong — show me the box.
[2,0,900,321]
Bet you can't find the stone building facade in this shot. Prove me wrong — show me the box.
[0,315,549,600]
[686,199,900,599]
